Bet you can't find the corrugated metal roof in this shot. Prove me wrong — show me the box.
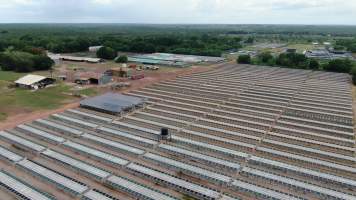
[48,54,102,63]
[80,93,146,114]
[15,74,47,86]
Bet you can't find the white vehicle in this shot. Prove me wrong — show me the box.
[143,65,159,70]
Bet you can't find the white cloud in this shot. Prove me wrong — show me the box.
[0,0,355,24]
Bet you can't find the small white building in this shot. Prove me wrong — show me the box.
[89,46,103,52]
[15,74,55,89]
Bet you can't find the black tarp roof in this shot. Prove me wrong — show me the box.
[80,93,146,114]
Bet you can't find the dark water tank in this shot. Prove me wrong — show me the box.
[161,128,169,136]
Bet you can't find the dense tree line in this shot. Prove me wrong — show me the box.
[0,27,243,57]
[335,38,356,53]
[238,52,356,84]
[0,50,54,72]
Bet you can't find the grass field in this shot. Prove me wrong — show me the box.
[0,70,100,122]
[0,84,73,109]
[0,71,27,82]
[0,112,7,121]
[286,44,315,53]
[76,88,98,96]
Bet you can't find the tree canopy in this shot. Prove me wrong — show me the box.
[96,46,116,60]
[308,59,320,70]
[115,55,128,63]
[0,51,54,72]
[324,59,353,73]
[237,55,251,64]
[276,53,309,69]
[258,52,274,63]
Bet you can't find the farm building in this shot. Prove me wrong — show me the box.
[128,53,226,67]
[128,57,188,67]
[60,56,103,63]
[105,67,133,78]
[80,93,146,115]
[285,48,297,53]
[89,46,103,52]
[305,49,354,60]
[48,54,103,63]
[14,74,55,89]
[74,72,112,85]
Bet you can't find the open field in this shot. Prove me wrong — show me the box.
[0,113,7,121]
[0,71,27,81]
[243,43,316,54]
[0,64,355,200]
[0,70,98,122]
[285,43,315,53]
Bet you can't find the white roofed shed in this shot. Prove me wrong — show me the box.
[15,74,55,89]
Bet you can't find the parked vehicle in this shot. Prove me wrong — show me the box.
[143,65,159,70]
[131,74,145,80]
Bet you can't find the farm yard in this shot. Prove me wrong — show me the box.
[0,58,212,124]
[0,63,355,200]
[0,70,97,122]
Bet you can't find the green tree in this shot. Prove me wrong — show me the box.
[0,51,34,72]
[348,43,356,53]
[0,51,54,72]
[308,59,320,70]
[324,59,353,73]
[258,52,274,63]
[96,46,116,60]
[245,37,254,44]
[237,55,251,64]
[276,53,308,69]
[351,66,356,85]
[116,55,128,63]
[334,45,345,51]
[33,55,54,70]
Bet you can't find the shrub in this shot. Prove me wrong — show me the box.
[258,52,274,63]
[115,55,128,63]
[308,59,320,70]
[237,55,251,64]
[351,66,356,85]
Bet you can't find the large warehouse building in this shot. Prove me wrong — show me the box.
[80,93,146,115]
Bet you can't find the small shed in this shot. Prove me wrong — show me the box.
[15,74,55,89]
[74,72,112,85]
[105,67,132,78]
[89,46,103,52]
[286,49,297,54]
[80,93,146,115]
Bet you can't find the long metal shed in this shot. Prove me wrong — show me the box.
[0,171,55,200]
[80,93,146,115]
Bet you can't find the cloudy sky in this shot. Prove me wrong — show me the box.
[0,0,355,24]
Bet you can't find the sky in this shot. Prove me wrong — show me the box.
[0,0,355,25]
